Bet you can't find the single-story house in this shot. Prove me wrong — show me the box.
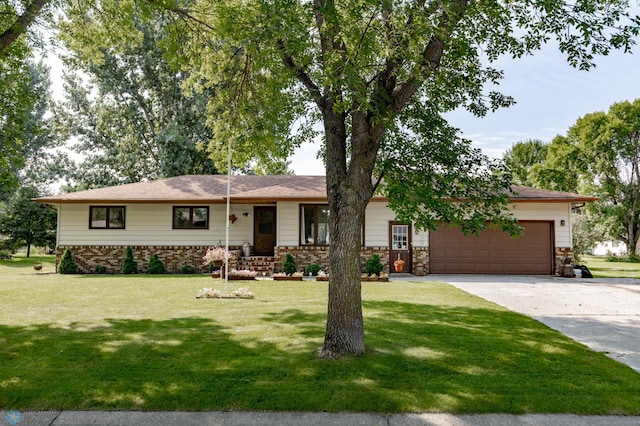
[34,175,596,275]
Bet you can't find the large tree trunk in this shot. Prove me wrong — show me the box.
[317,197,366,358]
[318,109,378,359]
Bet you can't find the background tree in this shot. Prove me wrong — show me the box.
[60,0,640,358]
[569,99,640,256]
[571,211,605,263]
[528,134,585,193]
[0,186,56,256]
[56,18,219,188]
[503,139,548,186]
[0,45,55,199]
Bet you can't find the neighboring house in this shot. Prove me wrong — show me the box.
[592,240,627,257]
[34,175,596,275]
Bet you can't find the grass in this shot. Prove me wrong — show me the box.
[581,254,640,278]
[1,255,639,414]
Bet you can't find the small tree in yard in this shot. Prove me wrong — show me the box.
[122,246,137,274]
[59,249,78,274]
[365,255,384,277]
[283,253,297,276]
[147,253,165,274]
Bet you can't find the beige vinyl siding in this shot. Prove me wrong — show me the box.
[277,202,299,246]
[418,202,571,249]
[57,203,253,246]
[510,203,571,247]
[364,202,396,246]
[56,201,572,249]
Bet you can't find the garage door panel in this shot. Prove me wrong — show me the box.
[430,222,553,274]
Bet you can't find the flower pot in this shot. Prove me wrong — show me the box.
[394,263,404,272]
[273,276,303,281]
[33,264,43,271]
[229,275,255,280]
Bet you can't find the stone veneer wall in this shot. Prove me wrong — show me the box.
[555,247,574,276]
[274,246,402,274]
[56,243,564,275]
[412,246,429,275]
[55,245,242,274]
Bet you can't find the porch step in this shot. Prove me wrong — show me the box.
[238,256,275,275]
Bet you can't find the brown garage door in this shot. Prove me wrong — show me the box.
[429,221,553,274]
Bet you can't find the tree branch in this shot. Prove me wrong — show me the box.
[0,0,50,55]
[386,0,469,115]
[276,39,324,106]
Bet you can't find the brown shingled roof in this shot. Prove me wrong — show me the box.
[509,186,597,203]
[33,175,597,204]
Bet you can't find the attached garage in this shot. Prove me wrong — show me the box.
[429,221,554,274]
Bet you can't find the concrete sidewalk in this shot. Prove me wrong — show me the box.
[7,411,640,426]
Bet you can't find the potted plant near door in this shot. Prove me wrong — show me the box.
[394,256,405,272]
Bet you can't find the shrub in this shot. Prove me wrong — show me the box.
[0,250,10,260]
[365,254,384,276]
[59,248,78,274]
[94,265,107,274]
[605,254,640,263]
[147,253,165,274]
[283,253,297,275]
[121,246,138,274]
[305,263,322,276]
[180,264,195,274]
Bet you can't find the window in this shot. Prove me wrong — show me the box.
[301,205,330,245]
[90,206,125,229]
[173,206,209,229]
[392,224,409,250]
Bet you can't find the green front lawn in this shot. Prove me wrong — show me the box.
[581,254,640,278]
[1,255,639,414]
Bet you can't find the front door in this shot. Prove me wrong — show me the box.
[254,206,276,256]
[389,221,412,273]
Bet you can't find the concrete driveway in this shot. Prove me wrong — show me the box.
[412,275,640,373]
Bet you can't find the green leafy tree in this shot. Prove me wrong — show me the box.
[529,134,585,193]
[572,211,605,263]
[0,186,56,256]
[0,50,55,198]
[57,18,218,188]
[60,0,640,358]
[503,140,549,186]
[568,99,640,255]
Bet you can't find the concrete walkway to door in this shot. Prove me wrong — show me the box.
[393,274,640,373]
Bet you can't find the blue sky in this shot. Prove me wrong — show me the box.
[290,44,639,175]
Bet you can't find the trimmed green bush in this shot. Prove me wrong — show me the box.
[94,265,107,274]
[305,263,322,276]
[59,249,78,274]
[365,254,384,276]
[147,253,165,274]
[121,246,138,274]
[283,253,297,275]
[0,250,11,260]
[179,265,195,274]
